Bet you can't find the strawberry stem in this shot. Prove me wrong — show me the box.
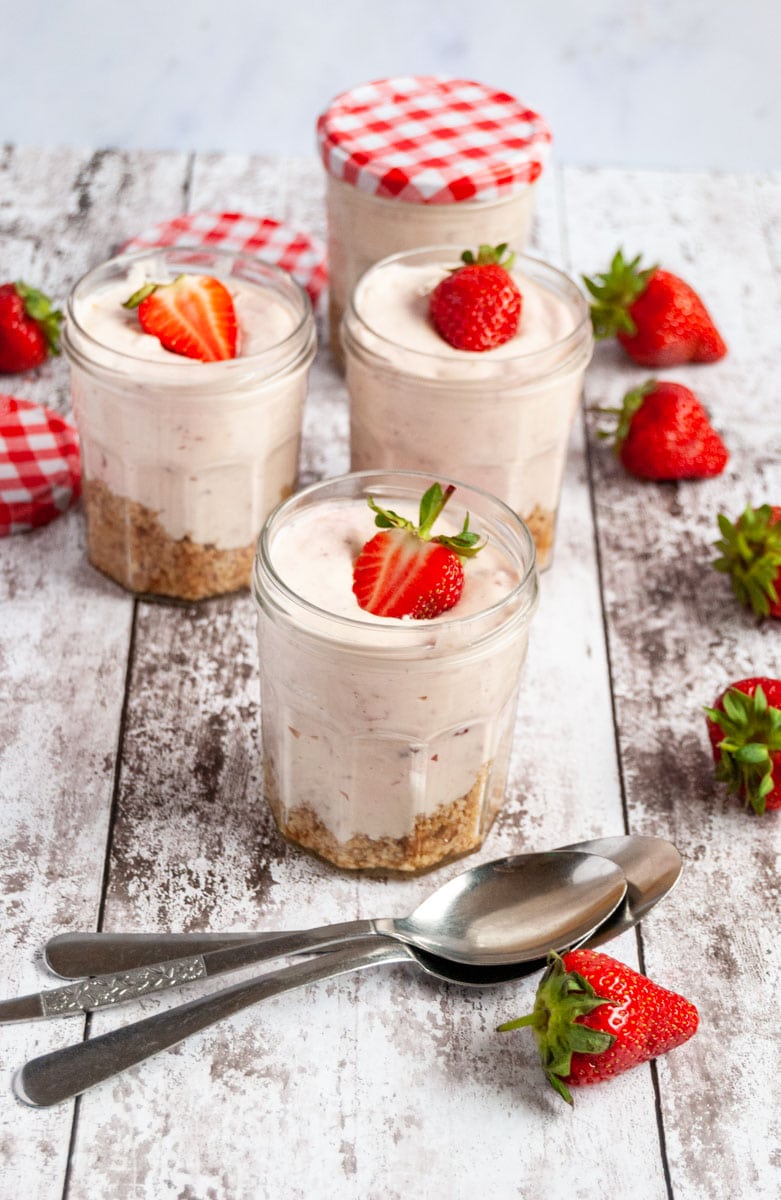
[497,952,615,1106]
[582,248,657,340]
[15,281,63,354]
[704,684,781,814]
[367,483,484,559]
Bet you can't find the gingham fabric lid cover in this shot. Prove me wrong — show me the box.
[0,395,81,535]
[122,211,328,305]
[317,75,551,204]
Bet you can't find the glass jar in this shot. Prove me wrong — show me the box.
[317,76,551,359]
[64,247,316,601]
[343,246,593,569]
[253,470,539,873]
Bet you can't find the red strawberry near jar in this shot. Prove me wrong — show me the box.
[498,949,699,1105]
[0,281,63,373]
[595,379,728,480]
[712,505,781,619]
[583,249,727,367]
[704,678,781,815]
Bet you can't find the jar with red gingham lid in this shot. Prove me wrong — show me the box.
[317,75,552,356]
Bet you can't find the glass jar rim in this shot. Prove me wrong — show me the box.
[64,245,314,375]
[344,245,591,371]
[254,469,538,648]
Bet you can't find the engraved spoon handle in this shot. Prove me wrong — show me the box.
[15,939,408,1108]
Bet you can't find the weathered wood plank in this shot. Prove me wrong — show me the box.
[0,144,191,1199]
[564,166,781,1200]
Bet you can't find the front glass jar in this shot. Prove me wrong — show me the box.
[64,247,316,601]
[253,470,539,873]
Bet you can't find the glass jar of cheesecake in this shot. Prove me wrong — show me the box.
[64,246,316,601]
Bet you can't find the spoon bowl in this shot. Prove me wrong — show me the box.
[387,850,627,965]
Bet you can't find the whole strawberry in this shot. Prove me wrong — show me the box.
[124,274,238,362]
[704,678,781,814]
[584,249,727,367]
[0,282,63,373]
[429,243,522,352]
[597,379,728,479]
[498,949,698,1105]
[352,482,483,619]
[712,505,781,618]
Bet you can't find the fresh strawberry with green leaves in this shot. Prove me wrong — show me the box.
[124,274,238,362]
[712,505,781,618]
[498,949,698,1105]
[596,378,728,479]
[584,249,727,367]
[704,678,781,815]
[0,282,63,372]
[429,243,522,352]
[352,482,483,619]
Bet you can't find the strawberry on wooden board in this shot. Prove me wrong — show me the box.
[498,949,698,1105]
[712,505,781,619]
[704,678,781,815]
[352,482,483,619]
[596,378,728,480]
[584,248,727,367]
[124,274,238,362]
[0,282,63,373]
[429,243,522,352]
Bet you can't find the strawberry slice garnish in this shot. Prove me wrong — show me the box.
[124,274,238,362]
[352,482,483,619]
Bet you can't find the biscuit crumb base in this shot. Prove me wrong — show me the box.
[265,763,493,872]
[522,504,555,570]
[83,478,254,601]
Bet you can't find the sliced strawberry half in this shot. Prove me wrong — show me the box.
[352,482,483,620]
[124,274,238,362]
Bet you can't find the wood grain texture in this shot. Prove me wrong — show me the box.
[0,150,778,1200]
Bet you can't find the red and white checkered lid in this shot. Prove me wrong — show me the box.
[317,75,551,204]
[0,395,81,535]
[122,212,328,305]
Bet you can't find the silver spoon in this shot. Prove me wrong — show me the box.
[13,838,680,1108]
[43,833,681,979]
[0,851,626,1024]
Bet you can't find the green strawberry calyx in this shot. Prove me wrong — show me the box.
[497,951,615,1105]
[15,281,63,355]
[367,482,484,558]
[593,378,657,455]
[712,505,781,618]
[458,242,516,271]
[704,684,781,815]
[582,248,657,340]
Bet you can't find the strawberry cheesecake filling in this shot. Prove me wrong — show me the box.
[64,248,316,601]
[343,246,593,569]
[253,471,538,873]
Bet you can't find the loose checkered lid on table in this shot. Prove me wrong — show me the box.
[0,395,81,535]
[122,212,328,306]
[317,75,552,204]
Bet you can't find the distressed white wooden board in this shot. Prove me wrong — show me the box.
[0,146,191,1197]
[2,153,778,1200]
[60,157,667,1200]
[564,166,781,1200]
